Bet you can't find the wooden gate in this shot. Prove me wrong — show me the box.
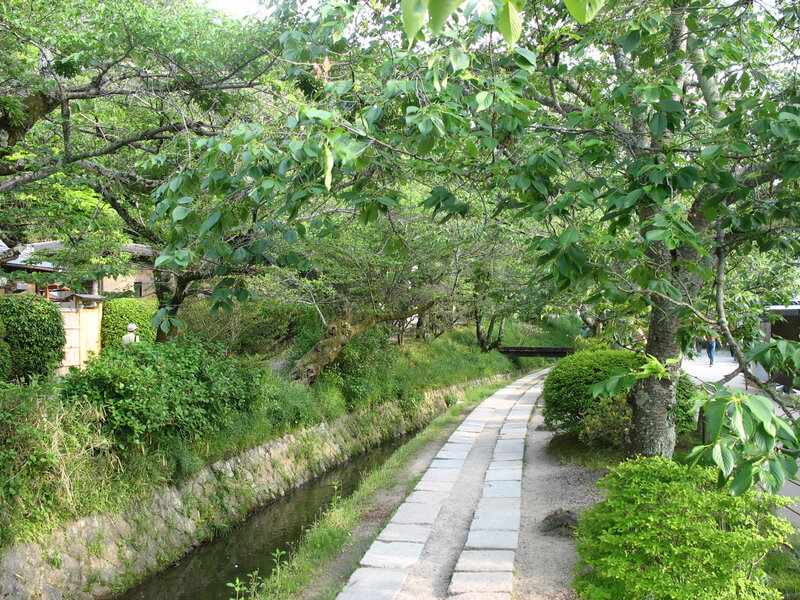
[58,306,102,374]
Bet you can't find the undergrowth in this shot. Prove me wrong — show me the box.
[0,318,571,547]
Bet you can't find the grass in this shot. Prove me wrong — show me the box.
[242,380,512,600]
[546,433,622,471]
[765,531,800,599]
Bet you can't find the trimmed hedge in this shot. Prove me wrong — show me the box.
[543,349,641,436]
[574,456,792,600]
[0,295,65,381]
[101,297,158,350]
[61,337,260,449]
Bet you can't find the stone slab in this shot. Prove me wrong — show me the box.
[378,523,432,543]
[361,541,425,568]
[485,469,522,482]
[441,443,473,453]
[458,423,486,432]
[338,567,408,600]
[437,449,470,460]
[449,432,479,444]
[419,468,460,483]
[488,461,522,470]
[430,459,465,469]
[455,550,515,572]
[391,502,441,525]
[448,571,514,595]
[471,508,520,531]
[492,452,522,462]
[477,497,520,510]
[493,440,525,454]
[406,490,449,504]
[465,529,518,550]
[447,594,511,600]
[414,480,454,493]
[497,431,526,440]
[482,481,521,499]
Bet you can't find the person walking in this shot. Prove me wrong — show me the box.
[122,323,140,346]
[705,334,717,366]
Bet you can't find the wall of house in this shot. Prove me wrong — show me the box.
[101,267,155,297]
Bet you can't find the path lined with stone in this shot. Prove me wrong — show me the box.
[336,369,549,600]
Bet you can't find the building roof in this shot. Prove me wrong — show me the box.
[1,240,156,273]
[768,305,800,316]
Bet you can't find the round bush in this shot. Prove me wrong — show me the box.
[574,456,792,600]
[61,337,260,449]
[543,349,641,436]
[0,294,65,381]
[101,297,158,350]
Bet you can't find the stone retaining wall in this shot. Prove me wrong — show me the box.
[0,373,511,600]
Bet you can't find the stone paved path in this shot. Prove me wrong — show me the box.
[336,369,549,600]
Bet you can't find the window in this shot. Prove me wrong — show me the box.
[133,282,143,297]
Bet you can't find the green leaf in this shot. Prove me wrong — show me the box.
[729,463,754,496]
[172,206,190,222]
[402,0,430,42]
[283,228,298,244]
[513,47,537,71]
[449,48,470,72]
[700,145,721,160]
[475,91,494,111]
[745,394,775,427]
[618,30,641,53]
[323,144,334,190]
[564,0,606,24]
[657,99,683,113]
[649,113,667,137]
[199,211,221,236]
[497,0,522,46]
[428,0,463,33]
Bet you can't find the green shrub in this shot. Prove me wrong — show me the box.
[674,374,699,436]
[61,337,260,449]
[0,294,65,381]
[573,335,611,351]
[179,298,304,355]
[101,297,158,350]
[578,393,630,448]
[574,456,793,600]
[543,350,641,436]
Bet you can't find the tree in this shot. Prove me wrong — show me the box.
[258,0,800,457]
[0,0,292,332]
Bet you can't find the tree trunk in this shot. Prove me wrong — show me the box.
[626,295,682,457]
[153,270,195,342]
[290,302,434,384]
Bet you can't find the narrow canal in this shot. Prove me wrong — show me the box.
[116,440,403,600]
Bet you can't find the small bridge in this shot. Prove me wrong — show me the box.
[497,346,574,358]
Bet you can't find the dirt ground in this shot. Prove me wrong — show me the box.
[302,397,604,600]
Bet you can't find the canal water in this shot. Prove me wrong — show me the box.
[116,440,402,600]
